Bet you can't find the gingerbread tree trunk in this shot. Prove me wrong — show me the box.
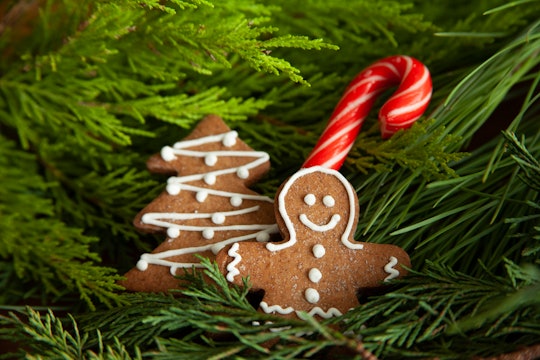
[121,115,278,292]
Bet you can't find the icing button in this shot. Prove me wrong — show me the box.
[312,244,326,258]
[308,268,322,283]
[305,288,320,304]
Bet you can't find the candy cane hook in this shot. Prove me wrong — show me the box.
[302,55,432,170]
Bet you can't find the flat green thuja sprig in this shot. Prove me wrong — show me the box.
[0,137,124,310]
[347,119,466,180]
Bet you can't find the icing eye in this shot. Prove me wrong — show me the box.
[304,194,316,206]
[323,195,335,207]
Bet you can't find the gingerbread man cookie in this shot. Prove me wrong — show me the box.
[121,115,278,292]
[216,166,411,319]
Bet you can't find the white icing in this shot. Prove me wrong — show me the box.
[256,231,271,242]
[237,167,249,179]
[211,213,226,224]
[166,149,269,186]
[230,196,243,207]
[308,268,322,283]
[136,259,148,271]
[260,302,343,319]
[203,173,216,185]
[305,288,320,304]
[304,194,316,206]
[384,256,400,282]
[226,243,242,282]
[202,228,214,239]
[312,244,326,258]
[196,190,208,202]
[266,166,363,252]
[303,307,343,319]
[205,154,218,166]
[167,227,180,238]
[323,195,335,207]
[299,213,340,232]
[166,183,273,204]
[137,228,278,273]
[260,301,295,315]
[166,183,181,195]
[135,130,277,273]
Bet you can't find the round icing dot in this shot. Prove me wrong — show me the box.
[141,213,151,224]
[323,195,335,207]
[166,183,181,195]
[236,167,249,179]
[212,213,226,224]
[256,232,270,242]
[161,146,176,161]
[167,227,180,238]
[136,259,148,271]
[196,191,208,203]
[204,173,216,185]
[211,243,224,255]
[304,193,316,206]
[223,131,238,147]
[204,154,218,166]
[308,268,322,283]
[230,196,243,207]
[312,244,326,258]
[202,228,214,239]
[305,288,320,304]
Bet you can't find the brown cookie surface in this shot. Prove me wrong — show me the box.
[217,166,410,319]
[120,115,278,292]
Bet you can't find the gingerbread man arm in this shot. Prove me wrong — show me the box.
[347,242,411,289]
[216,242,273,291]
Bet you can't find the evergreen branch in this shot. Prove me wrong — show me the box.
[0,308,143,360]
[348,119,466,179]
[341,261,540,359]
[0,136,125,310]
[502,131,540,191]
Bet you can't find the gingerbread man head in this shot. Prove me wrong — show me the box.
[267,166,363,252]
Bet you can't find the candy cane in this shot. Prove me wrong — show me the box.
[302,55,432,170]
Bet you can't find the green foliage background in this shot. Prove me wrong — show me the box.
[0,0,539,358]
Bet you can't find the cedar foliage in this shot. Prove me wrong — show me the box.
[1,0,539,358]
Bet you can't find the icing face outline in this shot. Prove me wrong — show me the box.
[266,166,363,251]
[299,192,340,231]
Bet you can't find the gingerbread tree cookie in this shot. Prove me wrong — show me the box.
[121,115,278,292]
[216,166,410,319]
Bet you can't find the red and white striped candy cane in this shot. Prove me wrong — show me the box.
[302,55,432,170]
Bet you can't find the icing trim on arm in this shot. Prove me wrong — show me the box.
[226,243,242,282]
[383,256,400,282]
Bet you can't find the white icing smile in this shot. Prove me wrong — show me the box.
[299,213,341,232]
